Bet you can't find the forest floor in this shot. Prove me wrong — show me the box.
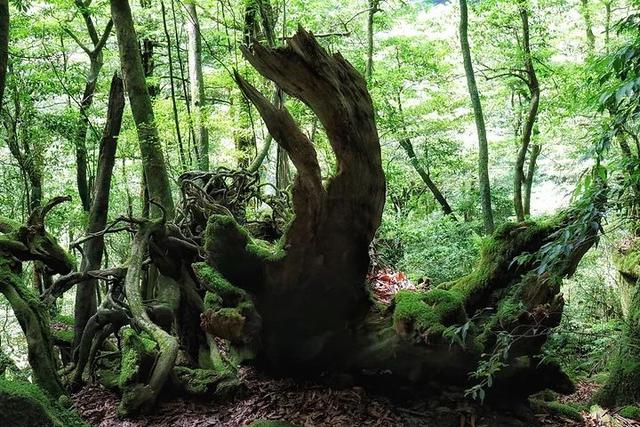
[71,270,639,427]
[71,367,621,427]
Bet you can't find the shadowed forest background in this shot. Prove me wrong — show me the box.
[0,0,640,425]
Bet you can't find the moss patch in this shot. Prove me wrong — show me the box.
[530,399,584,422]
[117,327,157,388]
[173,366,242,398]
[619,405,640,419]
[393,288,465,338]
[203,215,284,290]
[0,378,87,427]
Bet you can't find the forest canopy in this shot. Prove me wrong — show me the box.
[0,0,639,426]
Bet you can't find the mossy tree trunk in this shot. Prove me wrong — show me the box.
[73,73,125,353]
[596,239,640,406]
[198,30,599,400]
[459,0,494,234]
[0,198,76,398]
[0,0,8,109]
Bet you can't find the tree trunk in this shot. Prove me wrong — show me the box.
[275,144,291,190]
[227,28,385,368]
[111,0,175,219]
[513,4,540,222]
[68,2,113,211]
[73,74,125,353]
[185,1,209,170]
[596,238,640,406]
[0,199,75,398]
[161,1,186,171]
[198,29,598,403]
[365,0,379,82]
[399,138,455,217]
[110,2,180,413]
[0,0,8,110]
[459,0,494,234]
[580,0,596,53]
[523,143,541,217]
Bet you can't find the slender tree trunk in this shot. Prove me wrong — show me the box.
[580,0,596,52]
[365,0,379,82]
[523,143,541,216]
[74,59,101,212]
[459,0,494,233]
[111,0,175,218]
[73,74,125,353]
[110,2,179,414]
[185,1,209,170]
[399,138,455,217]
[513,4,540,222]
[0,0,8,110]
[604,0,612,51]
[68,3,112,212]
[161,1,186,171]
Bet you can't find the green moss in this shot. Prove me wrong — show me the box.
[52,314,74,326]
[393,288,465,337]
[194,262,246,305]
[530,399,583,421]
[51,329,74,343]
[247,238,285,262]
[442,219,558,307]
[0,378,87,427]
[118,328,157,388]
[619,405,640,419]
[203,215,284,291]
[0,216,21,233]
[544,401,584,421]
[97,368,120,391]
[595,303,640,407]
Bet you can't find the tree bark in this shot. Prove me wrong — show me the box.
[513,4,540,222]
[73,74,125,353]
[399,138,455,217]
[596,238,640,406]
[580,0,596,53]
[0,199,75,398]
[118,220,178,415]
[185,1,209,170]
[523,143,541,216]
[68,1,113,212]
[365,0,380,83]
[111,0,175,219]
[459,0,494,233]
[197,30,600,404]
[227,28,385,368]
[0,0,8,110]
[161,1,186,170]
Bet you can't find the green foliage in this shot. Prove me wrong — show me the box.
[545,246,623,380]
[376,215,480,284]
